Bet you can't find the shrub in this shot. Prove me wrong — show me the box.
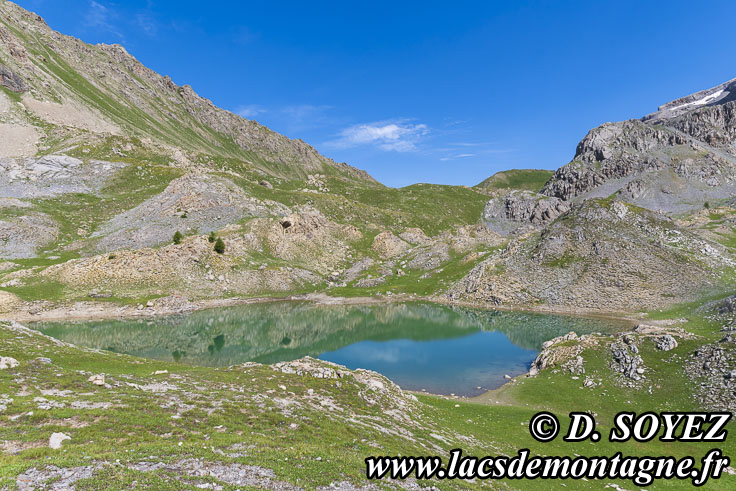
[208,231,216,243]
[173,231,183,245]
[704,201,711,209]
[214,237,225,254]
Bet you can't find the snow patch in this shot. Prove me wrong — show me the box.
[668,89,725,112]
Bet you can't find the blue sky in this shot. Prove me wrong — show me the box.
[15,0,736,187]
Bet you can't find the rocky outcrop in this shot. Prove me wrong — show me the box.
[685,340,736,412]
[528,332,598,376]
[610,335,645,381]
[656,334,678,351]
[483,190,569,235]
[0,156,125,198]
[540,121,688,201]
[0,64,27,92]
[643,77,736,126]
[0,356,19,369]
[399,227,429,245]
[541,77,736,215]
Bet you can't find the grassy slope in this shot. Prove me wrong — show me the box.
[474,169,554,195]
[1,298,735,489]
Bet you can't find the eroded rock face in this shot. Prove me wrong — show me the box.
[0,64,27,92]
[541,121,687,201]
[371,231,410,258]
[0,156,125,198]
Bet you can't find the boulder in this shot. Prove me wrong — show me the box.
[88,374,105,386]
[0,356,19,369]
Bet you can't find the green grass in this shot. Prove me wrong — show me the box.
[544,253,585,268]
[474,169,554,194]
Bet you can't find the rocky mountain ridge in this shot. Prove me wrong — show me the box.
[0,0,371,181]
[539,77,736,214]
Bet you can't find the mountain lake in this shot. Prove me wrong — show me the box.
[31,302,629,397]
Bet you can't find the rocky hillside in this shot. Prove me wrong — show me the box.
[461,77,736,312]
[455,198,733,311]
[0,0,734,318]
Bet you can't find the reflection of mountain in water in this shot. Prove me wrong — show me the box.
[32,302,626,367]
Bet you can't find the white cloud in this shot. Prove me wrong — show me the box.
[85,1,123,38]
[281,104,332,123]
[236,104,267,119]
[329,120,429,152]
[136,13,158,37]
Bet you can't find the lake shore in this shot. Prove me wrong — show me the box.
[3,291,648,325]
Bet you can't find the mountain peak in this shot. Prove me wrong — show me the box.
[642,76,736,123]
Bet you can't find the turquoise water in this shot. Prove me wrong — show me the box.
[31,302,626,396]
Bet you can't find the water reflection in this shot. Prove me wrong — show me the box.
[32,302,626,396]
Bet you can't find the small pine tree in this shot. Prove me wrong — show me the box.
[214,237,225,254]
[173,231,183,245]
[208,231,216,243]
[704,201,711,209]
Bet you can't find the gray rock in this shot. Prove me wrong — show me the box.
[0,63,27,92]
[0,213,59,259]
[0,156,125,198]
[610,338,645,380]
[719,295,736,314]
[541,77,736,215]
